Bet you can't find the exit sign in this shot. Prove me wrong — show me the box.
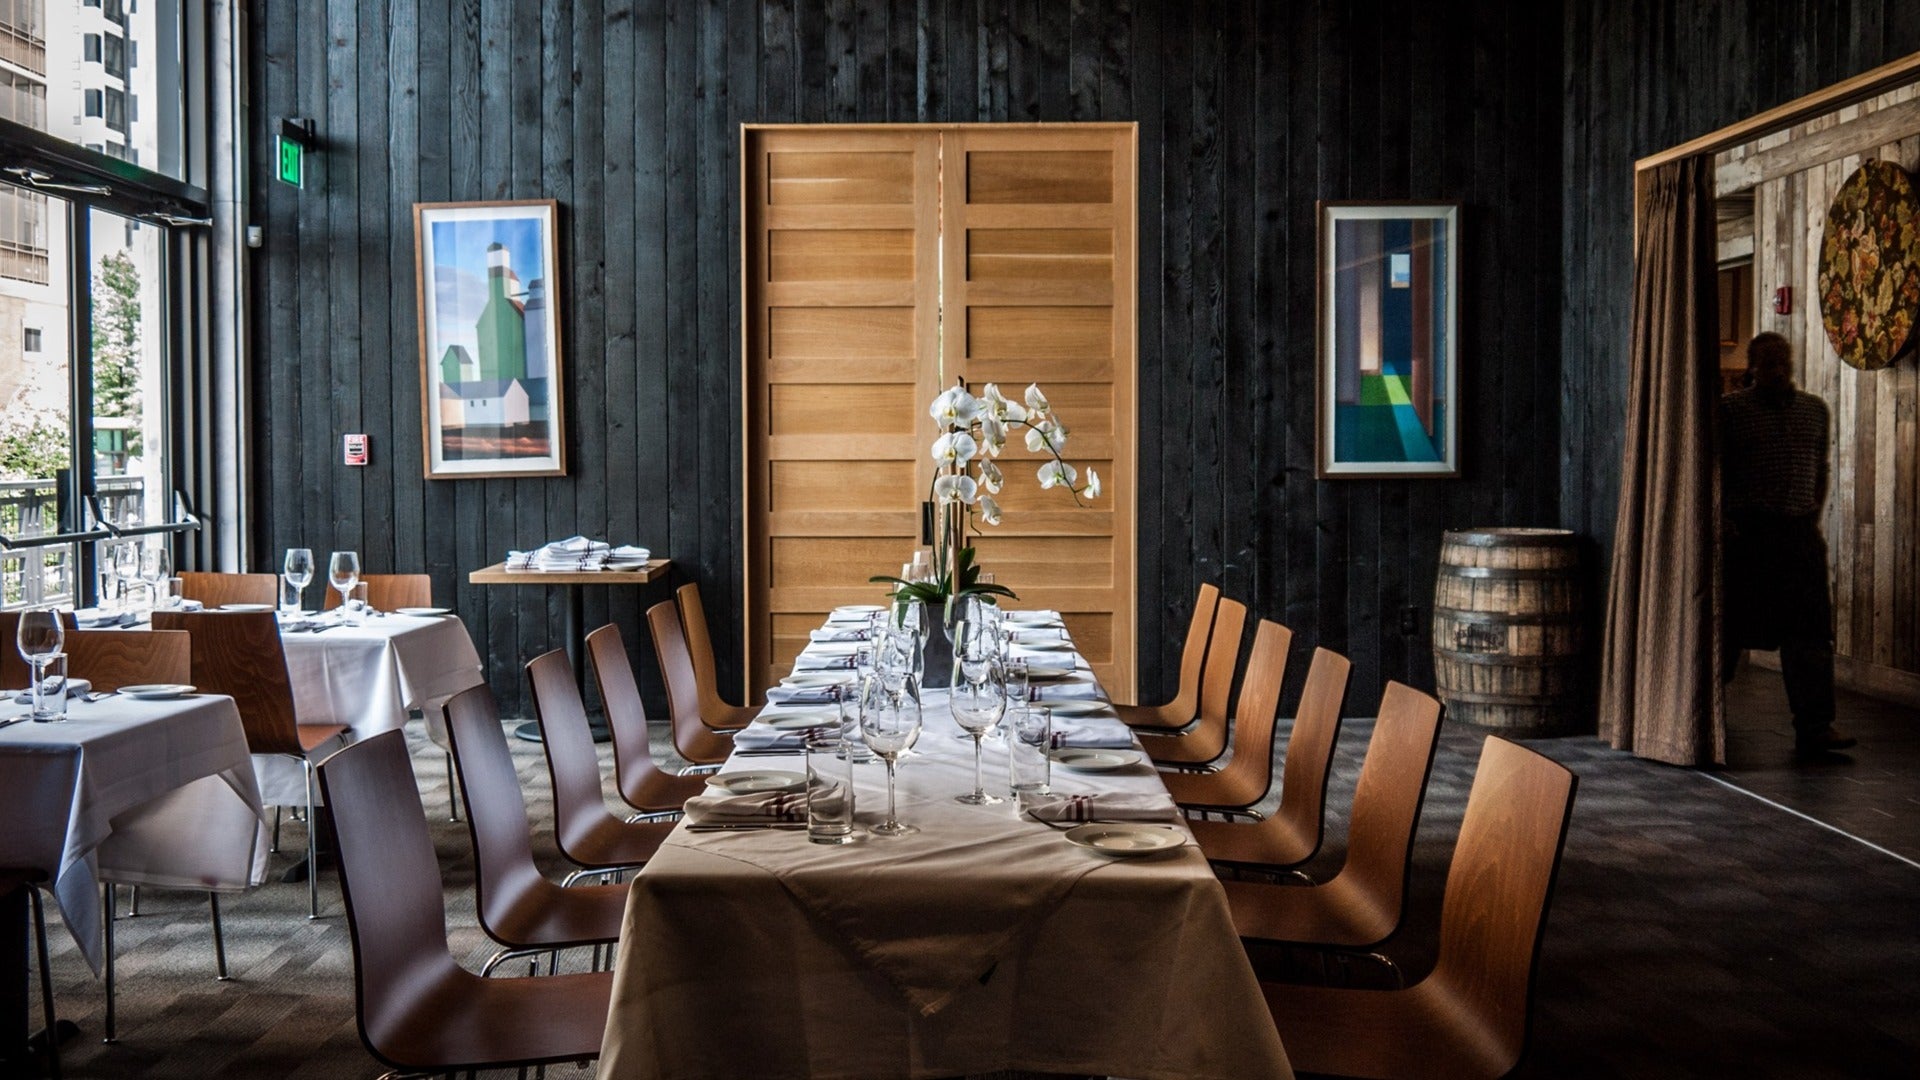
[275,134,304,188]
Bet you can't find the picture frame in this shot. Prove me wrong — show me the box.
[1315,201,1460,479]
[413,199,567,478]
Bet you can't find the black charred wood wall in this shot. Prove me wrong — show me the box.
[249,0,1564,717]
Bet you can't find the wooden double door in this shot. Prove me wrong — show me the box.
[742,123,1138,700]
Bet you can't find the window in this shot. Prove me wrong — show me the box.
[103,0,122,25]
[0,186,49,285]
[0,69,44,129]
[103,33,123,77]
[84,32,99,61]
[103,87,124,132]
[83,87,101,118]
[22,327,39,351]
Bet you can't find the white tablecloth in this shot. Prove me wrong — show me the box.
[254,613,484,804]
[598,611,1293,1080]
[0,694,269,972]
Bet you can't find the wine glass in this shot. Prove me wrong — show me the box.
[139,544,171,609]
[328,551,361,614]
[861,688,922,837]
[110,542,140,612]
[283,548,315,613]
[949,628,1006,805]
[16,609,65,721]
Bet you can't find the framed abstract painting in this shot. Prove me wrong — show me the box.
[413,200,566,478]
[1315,201,1459,479]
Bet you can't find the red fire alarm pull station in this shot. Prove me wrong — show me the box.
[1772,286,1792,315]
[344,434,369,466]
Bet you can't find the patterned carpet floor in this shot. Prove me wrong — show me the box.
[21,692,1920,1079]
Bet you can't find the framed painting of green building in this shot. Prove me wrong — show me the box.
[413,200,567,478]
[1315,201,1459,479]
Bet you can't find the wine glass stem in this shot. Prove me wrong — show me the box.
[28,658,42,716]
[972,734,984,797]
[886,758,899,825]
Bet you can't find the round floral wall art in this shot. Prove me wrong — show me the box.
[1817,159,1920,372]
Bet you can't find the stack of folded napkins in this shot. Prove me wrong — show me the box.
[505,537,650,572]
[1045,721,1136,749]
[682,788,811,827]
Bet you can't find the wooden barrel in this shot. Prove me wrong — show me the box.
[1431,528,1583,736]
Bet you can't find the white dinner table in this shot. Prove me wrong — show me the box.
[597,609,1293,1080]
[0,692,269,972]
[256,610,484,803]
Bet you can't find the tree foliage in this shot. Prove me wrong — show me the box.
[92,249,143,454]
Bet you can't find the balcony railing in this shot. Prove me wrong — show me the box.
[0,475,150,610]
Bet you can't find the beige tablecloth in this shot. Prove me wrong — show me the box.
[598,611,1292,1080]
[0,693,268,971]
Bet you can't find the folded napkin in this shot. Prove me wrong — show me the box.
[682,788,811,827]
[1011,627,1068,643]
[1027,680,1105,703]
[1045,721,1136,750]
[1026,792,1178,824]
[793,652,857,672]
[811,627,870,642]
[609,544,650,561]
[733,723,827,751]
[11,679,92,705]
[764,684,845,707]
[506,536,650,572]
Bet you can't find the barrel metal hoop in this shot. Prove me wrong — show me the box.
[1442,529,1577,547]
[1432,606,1584,626]
[1434,650,1582,667]
[1437,566,1579,580]
[1439,689,1581,707]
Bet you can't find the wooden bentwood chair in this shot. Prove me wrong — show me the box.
[1220,681,1445,968]
[321,572,433,612]
[319,730,613,1076]
[646,599,737,767]
[1259,736,1578,1080]
[1159,619,1297,810]
[675,582,755,730]
[526,649,674,881]
[1137,595,1249,768]
[1183,646,1352,872]
[442,684,626,977]
[176,571,278,608]
[585,623,708,818]
[151,609,348,919]
[1115,582,1220,732]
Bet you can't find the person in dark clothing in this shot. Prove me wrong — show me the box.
[1721,331,1855,759]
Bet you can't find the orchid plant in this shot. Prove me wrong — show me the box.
[873,380,1099,619]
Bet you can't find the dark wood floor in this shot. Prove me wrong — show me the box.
[23,684,1920,1079]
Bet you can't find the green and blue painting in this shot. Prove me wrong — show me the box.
[1327,213,1452,472]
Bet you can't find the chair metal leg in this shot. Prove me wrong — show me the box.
[28,884,61,1078]
[102,884,116,1042]
[271,806,282,853]
[445,750,462,822]
[209,892,230,980]
[127,885,141,917]
[304,759,320,919]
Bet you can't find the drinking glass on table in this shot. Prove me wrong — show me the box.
[139,544,171,610]
[15,609,65,721]
[328,551,360,612]
[283,547,315,613]
[111,543,140,611]
[861,685,922,837]
[950,627,1006,805]
[1008,704,1052,803]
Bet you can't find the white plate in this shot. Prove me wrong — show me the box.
[395,606,452,617]
[1007,610,1062,624]
[832,604,885,615]
[705,770,807,795]
[1046,747,1142,772]
[1014,639,1075,652]
[1025,663,1078,680]
[1063,823,1187,857]
[119,684,196,700]
[783,671,856,687]
[762,712,839,731]
[1037,699,1115,718]
[219,603,275,613]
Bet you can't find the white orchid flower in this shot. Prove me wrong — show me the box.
[933,473,979,504]
[1024,383,1050,415]
[982,383,1028,423]
[976,494,1003,526]
[931,431,979,466]
[976,458,1004,493]
[978,414,1007,456]
[1081,467,1100,499]
[1025,418,1067,454]
[1037,459,1077,490]
[930,386,983,429]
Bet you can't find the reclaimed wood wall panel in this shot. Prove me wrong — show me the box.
[252,0,1562,718]
[1563,0,1920,662]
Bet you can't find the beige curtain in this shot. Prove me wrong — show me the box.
[1598,156,1724,766]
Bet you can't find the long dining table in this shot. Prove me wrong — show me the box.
[597,607,1292,1080]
